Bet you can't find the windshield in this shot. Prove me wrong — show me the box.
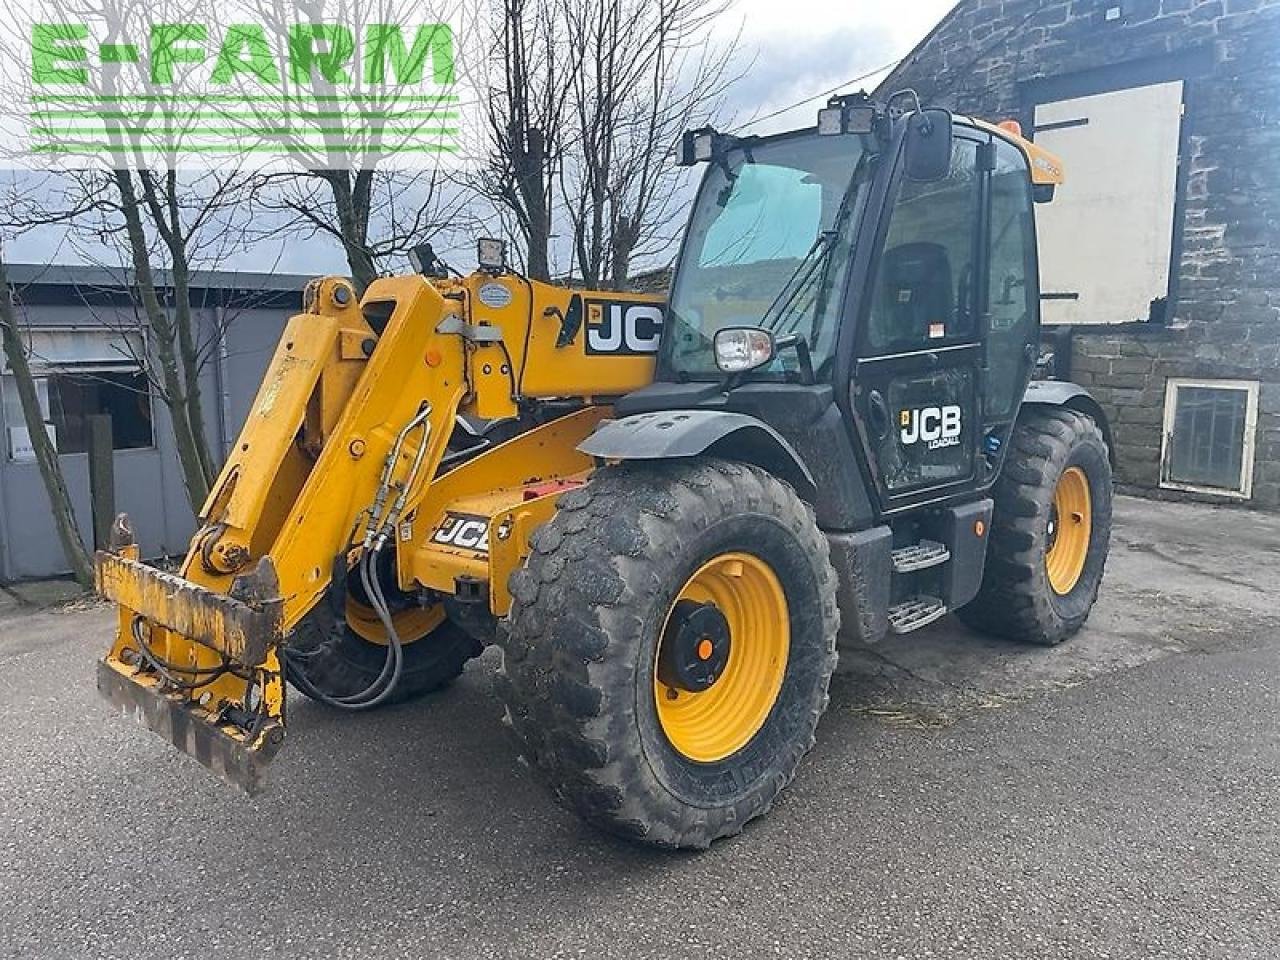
[662,132,872,379]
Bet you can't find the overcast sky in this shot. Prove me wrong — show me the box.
[717,0,955,134]
[4,1,958,275]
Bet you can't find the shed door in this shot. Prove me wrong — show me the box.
[1033,81,1183,324]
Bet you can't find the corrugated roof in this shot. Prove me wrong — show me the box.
[3,262,314,293]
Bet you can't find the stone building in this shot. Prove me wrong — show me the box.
[880,0,1280,507]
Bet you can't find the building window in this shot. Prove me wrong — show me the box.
[1,328,154,461]
[1160,379,1258,499]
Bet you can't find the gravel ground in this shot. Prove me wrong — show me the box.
[2,495,1278,959]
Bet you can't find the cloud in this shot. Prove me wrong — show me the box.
[723,24,901,134]
[714,0,955,134]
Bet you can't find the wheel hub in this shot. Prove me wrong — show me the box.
[657,600,731,693]
[653,552,790,763]
[1045,465,1092,595]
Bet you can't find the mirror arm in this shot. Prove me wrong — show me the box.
[774,333,815,384]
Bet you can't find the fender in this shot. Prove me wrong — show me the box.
[1022,380,1115,465]
[579,410,817,500]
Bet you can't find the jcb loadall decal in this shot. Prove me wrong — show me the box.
[900,404,963,450]
[431,512,490,553]
[584,300,665,356]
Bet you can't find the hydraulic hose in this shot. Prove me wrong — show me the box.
[284,546,406,711]
[286,404,436,710]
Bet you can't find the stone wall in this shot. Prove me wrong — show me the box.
[881,0,1280,506]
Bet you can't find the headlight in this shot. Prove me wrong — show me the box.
[713,327,775,373]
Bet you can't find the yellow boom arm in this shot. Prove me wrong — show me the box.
[96,271,663,790]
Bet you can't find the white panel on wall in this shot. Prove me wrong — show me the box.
[1034,80,1183,325]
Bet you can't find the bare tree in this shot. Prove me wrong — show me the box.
[248,167,472,297]
[0,251,93,586]
[0,0,474,506]
[233,0,480,295]
[560,0,737,289]
[479,0,581,281]
[116,169,247,502]
[0,0,262,513]
[4,169,252,512]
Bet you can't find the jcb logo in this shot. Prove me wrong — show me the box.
[585,301,664,355]
[431,513,490,553]
[900,405,962,450]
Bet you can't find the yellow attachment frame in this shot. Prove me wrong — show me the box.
[97,271,664,791]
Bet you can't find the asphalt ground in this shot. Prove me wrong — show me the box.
[2,495,1278,959]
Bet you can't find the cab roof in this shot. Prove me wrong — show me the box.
[968,117,1065,186]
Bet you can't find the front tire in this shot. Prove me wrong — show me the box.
[497,459,839,849]
[958,408,1112,645]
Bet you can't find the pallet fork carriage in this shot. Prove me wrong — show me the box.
[97,94,1113,848]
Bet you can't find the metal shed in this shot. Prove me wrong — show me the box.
[0,264,307,581]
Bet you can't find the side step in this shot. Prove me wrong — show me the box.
[888,596,947,634]
[891,540,950,574]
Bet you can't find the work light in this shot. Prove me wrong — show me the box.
[476,237,507,272]
[679,126,722,166]
[817,107,844,136]
[843,104,878,134]
[818,95,880,135]
[408,242,438,276]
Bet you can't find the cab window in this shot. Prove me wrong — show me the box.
[866,137,982,353]
[984,138,1038,419]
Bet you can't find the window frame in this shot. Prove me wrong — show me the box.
[659,127,874,382]
[1160,377,1259,499]
[983,135,1041,422]
[1,326,157,461]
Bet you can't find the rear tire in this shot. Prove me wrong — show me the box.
[957,408,1112,645]
[497,459,839,849]
[289,608,482,707]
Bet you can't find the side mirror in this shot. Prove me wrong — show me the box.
[713,327,774,373]
[903,108,954,182]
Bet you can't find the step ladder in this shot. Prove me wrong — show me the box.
[886,539,950,635]
[890,540,950,574]
[887,596,947,634]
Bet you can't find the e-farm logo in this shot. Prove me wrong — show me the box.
[5,2,476,170]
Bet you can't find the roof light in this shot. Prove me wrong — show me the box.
[679,126,722,166]
[845,105,878,134]
[997,119,1023,137]
[817,94,882,136]
[817,107,844,136]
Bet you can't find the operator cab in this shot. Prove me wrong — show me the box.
[617,92,1063,522]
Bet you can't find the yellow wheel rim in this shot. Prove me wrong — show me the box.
[346,596,446,645]
[1046,466,1092,595]
[653,552,790,763]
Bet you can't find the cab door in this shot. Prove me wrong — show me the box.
[850,130,988,510]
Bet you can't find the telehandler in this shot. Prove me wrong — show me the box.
[96,93,1113,848]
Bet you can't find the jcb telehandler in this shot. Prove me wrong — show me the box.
[96,94,1113,849]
